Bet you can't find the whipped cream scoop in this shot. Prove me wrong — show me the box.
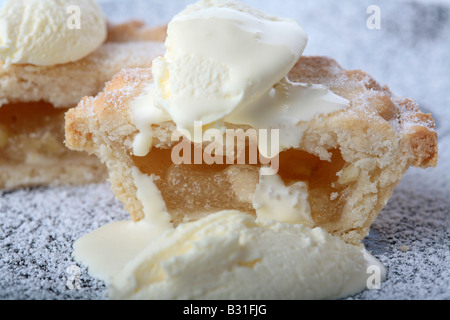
[152,0,308,134]
[73,210,386,300]
[0,0,107,67]
[131,0,348,156]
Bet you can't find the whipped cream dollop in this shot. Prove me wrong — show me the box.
[74,210,386,300]
[131,0,348,156]
[0,0,107,67]
[152,0,308,133]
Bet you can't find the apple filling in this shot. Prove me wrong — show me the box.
[0,102,69,163]
[132,141,354,226]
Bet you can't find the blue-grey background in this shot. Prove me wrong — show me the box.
[0,0,449,300]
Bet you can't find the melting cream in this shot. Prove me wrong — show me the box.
[225,79,349,151]
[130,1,348,157]
[130,84,171,157]
[73,210,386,299]
[252,173,314,226]
[131,167,173,229]
[72,220,168,282]
[152,3,308,134]
[73,167,174,281]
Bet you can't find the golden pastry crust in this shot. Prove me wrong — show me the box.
[65,56,438,244]
[106,20,167,43]
[0,22,167,190]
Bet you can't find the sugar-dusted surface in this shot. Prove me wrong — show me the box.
[1,0,449,299]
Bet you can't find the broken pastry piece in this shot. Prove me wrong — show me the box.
[0,21,166,190]
[65,56,437,245]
